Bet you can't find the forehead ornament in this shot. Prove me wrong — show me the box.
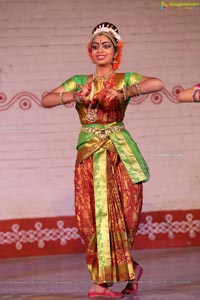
[92,25,121,42]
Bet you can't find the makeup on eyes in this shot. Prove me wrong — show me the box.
[91,42,112,50]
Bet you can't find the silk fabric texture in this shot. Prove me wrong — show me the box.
[62,72,150,284]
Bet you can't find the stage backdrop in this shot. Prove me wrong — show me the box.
[0,0,199,258]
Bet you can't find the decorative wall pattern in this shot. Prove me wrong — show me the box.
[0,87,181,111]
[138,213,200,240]
[0,210,199,258]
[0,221,82,251]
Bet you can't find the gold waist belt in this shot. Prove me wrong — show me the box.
[81,124,125,139]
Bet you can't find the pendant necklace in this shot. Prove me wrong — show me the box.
[85,70,114,123]
[85,81,98,122]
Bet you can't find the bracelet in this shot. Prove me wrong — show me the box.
[122,86,128,101]
[59,92,65,105]
[73,92,81,103]
[129,84,141,97]
[120,84,142,100]
[193,89,200,102]
[126,86,135,98]
[126,84,141,98]
[135,83,141,96]
[73,91,85,103]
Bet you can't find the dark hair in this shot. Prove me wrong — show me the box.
[92,22,120,47]
[92,22,119,34]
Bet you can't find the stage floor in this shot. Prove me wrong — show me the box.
[0,246,199,300]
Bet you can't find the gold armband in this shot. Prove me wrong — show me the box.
[59,92,65,105]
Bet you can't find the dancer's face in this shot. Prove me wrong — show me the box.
[91,35,116,67]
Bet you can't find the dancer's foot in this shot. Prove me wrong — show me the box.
[100,282,114,288]
[121,281,138,295]
[121,265,143,294]
[88,283,123,298]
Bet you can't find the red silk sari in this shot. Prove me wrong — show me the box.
[75,151,143,284]
[62,72,149,284]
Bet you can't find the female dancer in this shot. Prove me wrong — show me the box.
[42,22,164,298]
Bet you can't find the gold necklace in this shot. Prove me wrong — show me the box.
[93,69,114,80]
[85,81,99,123]
[85,70,114,123]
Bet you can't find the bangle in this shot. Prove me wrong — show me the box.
[126,86,135,98]
[122,86,128,101]
[193,89,200,102]
[59,92,65,105]
[125,84,141,98]
[135,83,141,96]
[73,91,85,103]
[73,92,80,103]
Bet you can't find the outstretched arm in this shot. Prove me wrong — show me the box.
[41,84,90,108]
[105,76,164,101]
[177,84,200,102]
[138,76,164,94]
[122,76,164,100]
[41,86,75,108]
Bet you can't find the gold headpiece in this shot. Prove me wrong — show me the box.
[91,22,121,46]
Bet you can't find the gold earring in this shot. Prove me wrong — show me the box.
[113,58,117,64]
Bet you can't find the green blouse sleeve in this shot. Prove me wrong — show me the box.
[61,74,88,92]
[124,72,143,87]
